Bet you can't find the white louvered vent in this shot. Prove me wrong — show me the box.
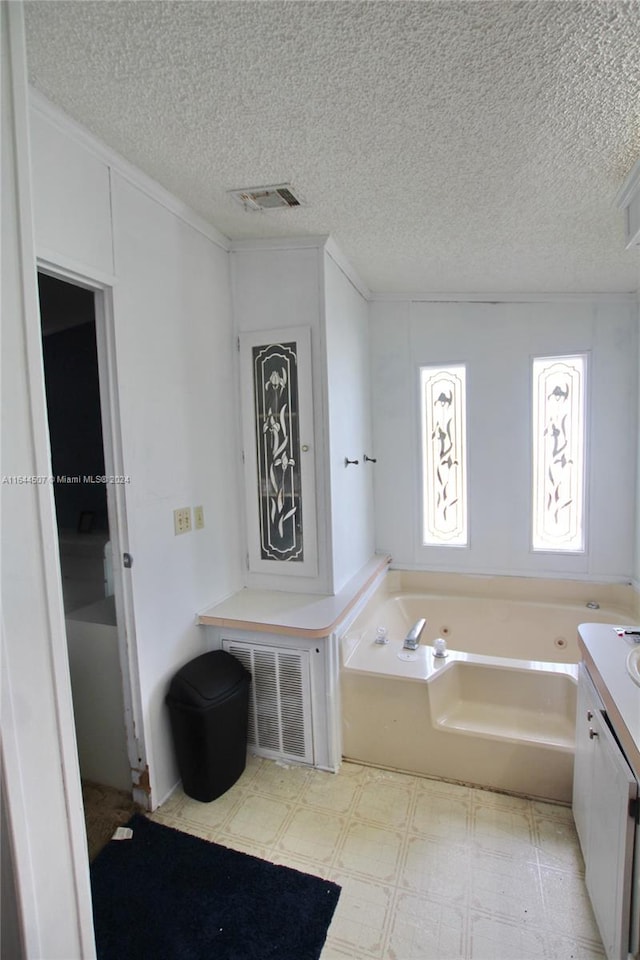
[228,183,305,212]
[222,640,313,764]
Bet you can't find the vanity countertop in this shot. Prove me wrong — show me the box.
[198,555,390,639]
[578,622,640,778]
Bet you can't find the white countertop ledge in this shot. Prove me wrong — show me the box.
[578,622,640,777]
[198,555,391,639]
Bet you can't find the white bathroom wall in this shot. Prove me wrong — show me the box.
[371,298,638,581]
[28,95,244,807]
[323,249,376,593]
[110,173,243,802]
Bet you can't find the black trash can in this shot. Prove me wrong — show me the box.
[166,650,251,802]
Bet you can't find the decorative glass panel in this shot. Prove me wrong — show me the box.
[532,355,586,552]
[253,342,303,561]
[421,365,467,546]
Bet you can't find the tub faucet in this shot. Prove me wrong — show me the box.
[403,618,426,650]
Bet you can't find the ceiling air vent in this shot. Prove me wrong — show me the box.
[229,183,305,212]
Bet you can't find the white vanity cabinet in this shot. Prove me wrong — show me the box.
[573,662,639,960]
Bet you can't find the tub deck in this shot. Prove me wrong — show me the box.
[429,660,576,749]
[344,639,577,751]
[340,573,637,801]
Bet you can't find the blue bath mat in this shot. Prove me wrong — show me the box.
[90,813,340,960]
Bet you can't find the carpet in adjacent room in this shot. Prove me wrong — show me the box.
[82,780,139,862]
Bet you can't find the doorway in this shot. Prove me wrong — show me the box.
[38,271,140,857]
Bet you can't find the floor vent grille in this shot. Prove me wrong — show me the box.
[223,640,313,763]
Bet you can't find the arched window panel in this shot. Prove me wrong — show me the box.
[253,341,303,562]
[420,365,468,546]
[239,327,318,579]
[532,355,586,552]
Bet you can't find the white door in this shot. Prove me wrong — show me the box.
[38,265,148,806]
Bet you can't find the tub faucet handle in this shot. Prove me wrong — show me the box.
[433,637,448,658]
[375,625,389,645]
[403,618,426,650]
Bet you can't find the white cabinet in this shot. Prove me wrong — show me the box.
[573,663,638,960]
[231,240,375,595]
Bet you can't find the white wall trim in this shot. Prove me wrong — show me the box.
[1,635,36,959]
[615,155,640,249]
[388,562,634,585]
[4,6,96,957]
[230,239,632,305]
[230,234,371,300]
[324,235,371,301]
[370,290,638,304]
[27,91,639,301]
[28,88,231,253]
[37,250,117,289]
[615,156,640,211]
[316,246,335,593]
[230,234,330,252]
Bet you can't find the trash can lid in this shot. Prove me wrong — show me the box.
[167,650,250,708]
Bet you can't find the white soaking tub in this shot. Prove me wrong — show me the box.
[340,571,637,802]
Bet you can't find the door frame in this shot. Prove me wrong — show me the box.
[37,257,148,807]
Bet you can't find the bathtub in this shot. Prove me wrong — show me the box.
[340,571,638,802]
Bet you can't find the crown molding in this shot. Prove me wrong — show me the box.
[615,156,640,210]
[615,156,640,249]
[29,87,231,252]
[27,87,640,293]
[369,290,638,304]
[324,236,371,301]
[230,235,330,251]
[230,234,371,300]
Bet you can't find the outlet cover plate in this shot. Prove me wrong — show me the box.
[174,507,192,535]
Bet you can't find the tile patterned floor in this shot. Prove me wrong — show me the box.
[150,756,605,960]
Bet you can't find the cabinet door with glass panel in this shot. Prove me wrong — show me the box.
[239,327,318,577]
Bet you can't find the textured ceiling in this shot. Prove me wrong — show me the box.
[24,0,640,294]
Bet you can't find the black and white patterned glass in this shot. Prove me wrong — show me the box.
[252,342,304,562]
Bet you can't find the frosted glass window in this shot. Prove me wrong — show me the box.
[532,355,586,552]
[421,365,467,546]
